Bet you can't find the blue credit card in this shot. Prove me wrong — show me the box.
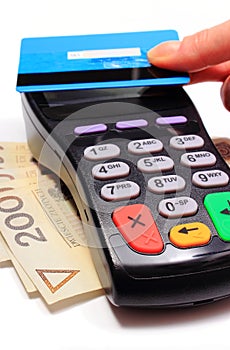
[16,30,190,92]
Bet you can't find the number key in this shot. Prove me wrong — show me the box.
[137,156,174,173]
[180,151,216,168]
[148,175,186,194]
[84,144,120,161]
[158,196,198,218]
[192,170,229,188]
[128,138,163,155]
[101,181,140,201]
[170,134,204,150]
[92,161,130,180]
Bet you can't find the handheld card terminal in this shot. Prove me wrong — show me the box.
[17,31,230,307]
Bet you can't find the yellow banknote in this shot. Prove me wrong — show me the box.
[0,185,102,305]
[0,234,37,293]
[0,148,34,168]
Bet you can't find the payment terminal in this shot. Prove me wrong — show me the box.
[17,30,230,307]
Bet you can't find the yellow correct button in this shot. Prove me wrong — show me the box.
[169,222,211,248]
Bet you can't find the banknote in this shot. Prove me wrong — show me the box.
[0,143,36,261]
[0,172,87,248]
[0,142,34,168]
[0,142,103,305]
[33,176,87,248]
[0,171,46,291]
[0,164,50,292]
[0,182,102,305]
[0,234,37,293]
[0,142,31,153]
[213,137,230,166]
[0,172,103,302]
[0,165,41,183]
[0,235,10,263]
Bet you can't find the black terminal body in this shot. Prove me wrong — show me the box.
[21,86,230,307]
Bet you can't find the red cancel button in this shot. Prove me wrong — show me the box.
[112,204,164,254]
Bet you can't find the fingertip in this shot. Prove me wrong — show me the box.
[147,41,181,65]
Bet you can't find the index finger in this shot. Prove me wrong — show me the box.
[189,60,230,84]
[148,20,230,72]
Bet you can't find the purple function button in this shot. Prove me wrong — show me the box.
[74,123,107,135]
[156,116,188,126]
[116,119,148,130]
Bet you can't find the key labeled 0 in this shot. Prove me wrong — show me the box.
[158,196,198,218]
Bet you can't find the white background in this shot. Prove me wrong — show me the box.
[1,1,230,349]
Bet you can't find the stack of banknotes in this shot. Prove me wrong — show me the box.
[0,138,229,308]
[0,142,103,308]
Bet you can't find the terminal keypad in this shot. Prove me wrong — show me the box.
[81,116,230,253]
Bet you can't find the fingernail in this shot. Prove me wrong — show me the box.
[147,41,181,63]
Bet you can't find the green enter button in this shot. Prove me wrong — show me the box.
[204,192,230,241]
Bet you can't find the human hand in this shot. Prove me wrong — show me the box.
[147,20,230,111]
